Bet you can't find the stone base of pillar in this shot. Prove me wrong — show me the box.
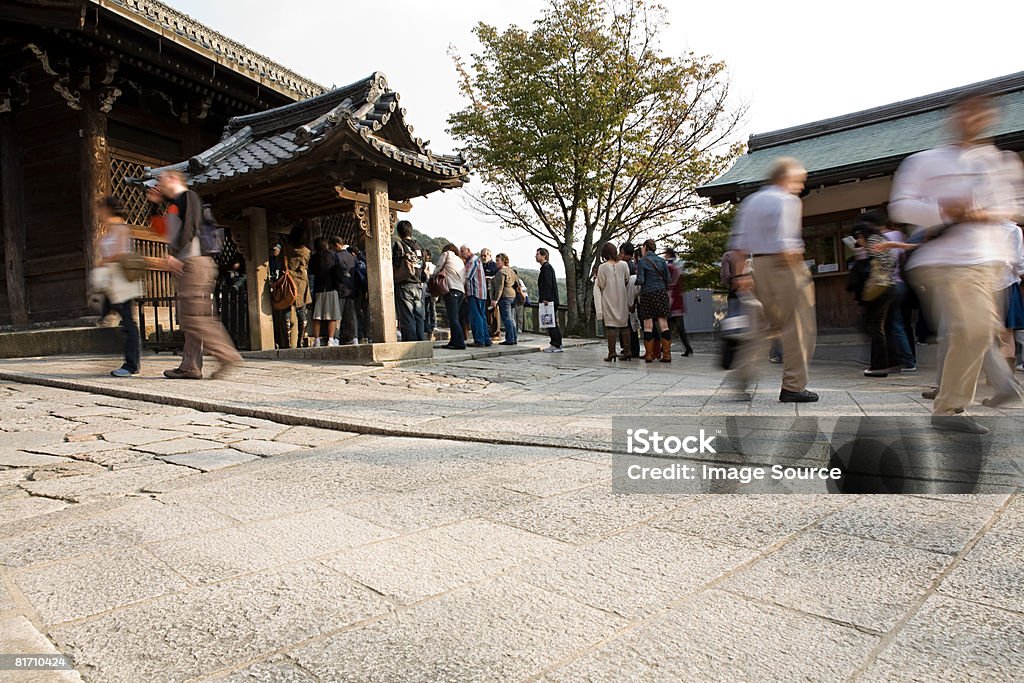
[242,340,433,366]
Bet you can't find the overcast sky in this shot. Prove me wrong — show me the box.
[172,0,1021,275]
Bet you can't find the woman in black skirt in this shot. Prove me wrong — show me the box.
[635,239,673,362]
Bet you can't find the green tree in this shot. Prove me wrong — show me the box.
[448,0,743,334]
[676,205,735,290]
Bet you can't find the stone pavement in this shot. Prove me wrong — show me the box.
[0,341,1022,681]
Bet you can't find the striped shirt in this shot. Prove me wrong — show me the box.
[464,255,487,299]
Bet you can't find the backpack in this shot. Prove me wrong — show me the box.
[393,239,422,284]
[334,253,355,299]
[185,191,224,256]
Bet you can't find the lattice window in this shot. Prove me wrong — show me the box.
[316,213,359,245]
[110,156,154,228]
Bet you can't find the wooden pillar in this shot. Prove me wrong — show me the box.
[364,179,397,343]
[1,114,28,324]
[79,99,110,279]
[243,207,274,351]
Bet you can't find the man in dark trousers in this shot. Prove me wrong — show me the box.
[619,242,641,358]
[392,220,426,342]
[148,170,242,380]
[331,236,358,345]
[535,247,562,353]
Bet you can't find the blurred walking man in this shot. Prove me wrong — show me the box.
[728,157,818,402]
[890,90,1024,434]
[148,170,242,380]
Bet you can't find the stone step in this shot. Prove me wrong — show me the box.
[0,326,122,359]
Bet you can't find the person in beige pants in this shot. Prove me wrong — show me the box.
[728,157,818,403]
[176,255,243,379]
[890,90,1024,434]
[147,170,242,381]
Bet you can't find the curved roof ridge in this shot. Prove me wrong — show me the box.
[224,72,388,137]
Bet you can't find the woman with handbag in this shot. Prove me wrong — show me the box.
[434,244,466,349]
[96,196,145,377]
[853,222,900,377]
[284,225,312,348]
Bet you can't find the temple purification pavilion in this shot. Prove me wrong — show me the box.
[149,72,470,353]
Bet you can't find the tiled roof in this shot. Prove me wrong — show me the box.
[149,72,469,189]
[699,71,1024,202]
[94,0,325,100]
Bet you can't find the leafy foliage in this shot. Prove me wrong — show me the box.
[676,205,735,290]
[448,0,744,333]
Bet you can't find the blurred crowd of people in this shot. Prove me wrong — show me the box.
[721,89,1023,434]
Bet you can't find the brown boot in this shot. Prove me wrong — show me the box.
[619,329,632,361]
[660,337,672,362]
[604,329,618,362]
[644,338,657,363]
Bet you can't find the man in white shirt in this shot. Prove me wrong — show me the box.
[728,157,818,403]
[890,91,1024,434]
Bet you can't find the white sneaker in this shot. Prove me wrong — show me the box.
[312,338,322,348]
[328,338,340,347]
[1017,363,1024,372]
[346,338,359,346]
[543,346,563,353]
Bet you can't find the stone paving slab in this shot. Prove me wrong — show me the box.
[723,530,952,632]
[544,589,879,682]
[157,449,258,472]
[0,451,73,468]
[0,493,69,524]
[18,463,195,504]
[0,498,237,569]
[648,494,850,550]
[322,519,569,604]
[818,495,997,555]
[205,657,316,682]
[515,525,757,620]
[340,478,537,533]
[49,561,391,682]
[488,486,681,545]
[12,547,189,626]
[148,508,395,585]
[288,575,627,682]
[858,594,1024,682]
[937,531,1024,613]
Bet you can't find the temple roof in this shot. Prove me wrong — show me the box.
[0,0,326,101]
[699,71,1024,204]
[148,72,470,212]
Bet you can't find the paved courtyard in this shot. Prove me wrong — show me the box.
[1,339,1022,681]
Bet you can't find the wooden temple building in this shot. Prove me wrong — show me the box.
[148,73,469,350]
[0,0,469,356]
[699,71,1024,330]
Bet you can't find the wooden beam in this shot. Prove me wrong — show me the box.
[0,114,28,324]
[335,186,412,212]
